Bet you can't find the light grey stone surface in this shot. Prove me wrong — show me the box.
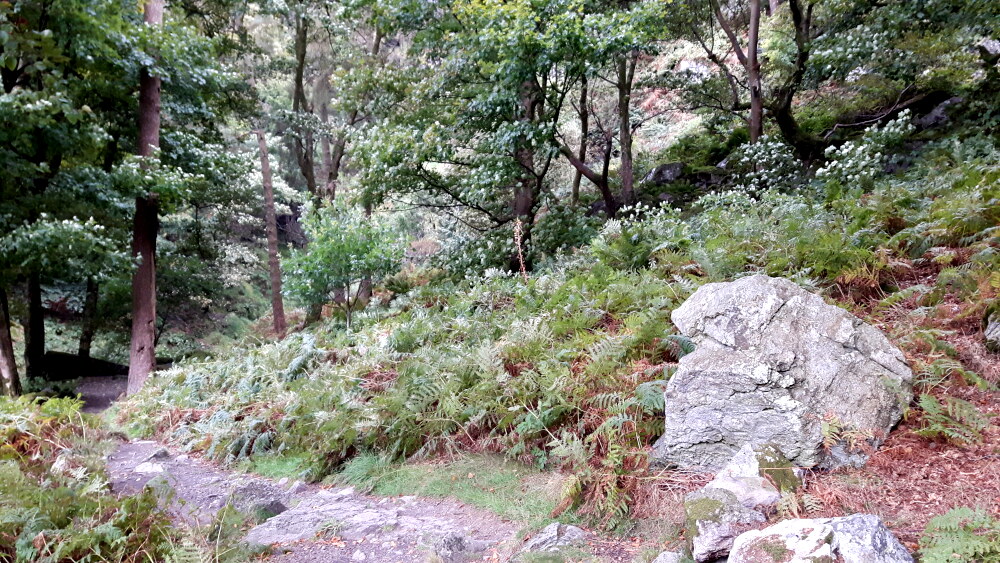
[702,443,787,511]
[729,514,913,563]
[520,523,588,553]
[651,551,683,563]
[685,487,766,562]
[653,275,913,470]
[985,309,1000,353]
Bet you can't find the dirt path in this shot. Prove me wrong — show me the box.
[77,375,127,413]
[107,440,525,562]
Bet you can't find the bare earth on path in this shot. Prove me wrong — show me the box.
[107,440,523,562]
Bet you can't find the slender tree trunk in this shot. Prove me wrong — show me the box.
[78,277,99,359]
[511,80,540,272]
[0,288,20,396]
[127,0,163,396]
[748,0,764,142]
[571,76,588,206]
[292,14,318,200]
[319,101,333,200]
[25,272,44,380]
[256,129,287,335]
[617,55,637,206]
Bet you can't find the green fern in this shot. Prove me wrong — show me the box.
[920,507,1000,563]
[914,394,993,445]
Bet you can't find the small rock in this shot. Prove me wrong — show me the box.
[435,533,487,563]
[144,448,170,461]
[684,487,766,562]
[175,454,189,462]
[351,549,366,561]
[521,523,587,553]
[288,480,308,494]
[729,514,913,563]
[652,551,683,563]
[134,462,164,474]
[277,477,289,487]
[984,308,999,353]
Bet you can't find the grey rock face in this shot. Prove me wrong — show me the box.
[685,487,766,562]
[643,162,685,186]
[701,443,791,511]
[985,309,1000,353]
[520,523,587,553]
[729,514,913,563]
[653,275,913,470]
[651,551,683,563]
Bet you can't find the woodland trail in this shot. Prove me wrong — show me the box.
[107,440,521,562]
[79,377,637,562]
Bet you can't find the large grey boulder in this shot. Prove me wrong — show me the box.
[653,275,913,470]
[729,514,913,563]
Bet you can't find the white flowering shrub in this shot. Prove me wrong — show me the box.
[729,136,804,194]
[816,110,914,189]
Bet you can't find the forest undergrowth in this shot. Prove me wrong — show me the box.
[113,134,1000,557]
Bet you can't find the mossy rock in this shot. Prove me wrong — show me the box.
[754,444,800,493]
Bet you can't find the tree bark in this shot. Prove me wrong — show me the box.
[571,76,588,205]
[617,55,637,205]
[256,129,287,335]
[127,0,163,396]
[0,287,20,396]
[78,277,99,359]
[25,272,45,380]
[747,0,764,142]
[292,13,318,200]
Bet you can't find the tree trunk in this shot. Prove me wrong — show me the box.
[292,14,318,200]
[25,272,45,380]
[127,0,163,396]
[571,76,588,206]
[78,277,99,359]
[256,129,287,335]
[748,0,764,142]
[319,101,333,200]
[617,55,637,206]
[127,195,159,395]
[0,287,20,396]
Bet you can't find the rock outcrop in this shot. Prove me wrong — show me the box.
[653,275,913,470]
[985,307,1000,353]
[729,514,914,563]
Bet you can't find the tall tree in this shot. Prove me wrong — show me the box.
[127,0,164,395]
[0,289,19,396]
[256,128,287,335]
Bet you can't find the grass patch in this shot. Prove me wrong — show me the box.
[342,453,567,526]
[244,452,312,480]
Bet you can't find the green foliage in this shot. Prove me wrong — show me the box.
[913,394,993,445]
[919,507,1000,563]
[0,396,182,562]
[285,201,406,326]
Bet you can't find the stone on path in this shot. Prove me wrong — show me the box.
[651,551,683,563]
[653,275,914,471]
[134,461,165,474]
[519,523,588,554]
[729,514,914,563]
